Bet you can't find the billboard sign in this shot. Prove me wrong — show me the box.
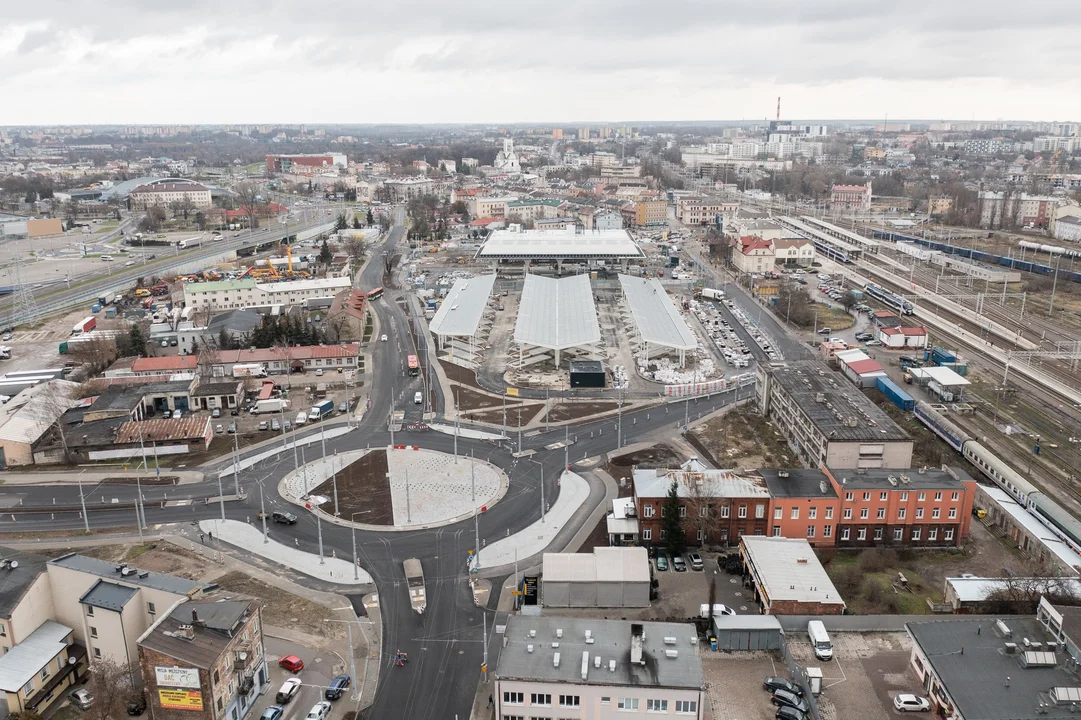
[155,666,200,689]
[158,690,204,711]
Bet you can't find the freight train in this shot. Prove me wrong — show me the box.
[914,400,1081,555]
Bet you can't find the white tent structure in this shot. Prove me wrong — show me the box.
[476,227,644,274]
[514,274,602,369]
[428,275,496,367]
[618,274,697,367]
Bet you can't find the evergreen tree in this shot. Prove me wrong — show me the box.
[662,480,686,556]
[366,209,375,226]
[334,213,347,231]
[351,216,362,229]
[129,325,147,357]
[319,238,333,266]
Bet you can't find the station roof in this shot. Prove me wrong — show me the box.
[514,274,600,350]
[910,366,971,386]
[429,275,496,337]
[741,536,845,608]
[618,274,697,351]
[477,227,643,260]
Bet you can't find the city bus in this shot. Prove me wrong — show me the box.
[367,287,384,300]
[407,354,419,376]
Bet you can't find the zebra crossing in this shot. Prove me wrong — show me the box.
[7,329,69,343]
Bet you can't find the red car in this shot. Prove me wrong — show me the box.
[279,655,304,673]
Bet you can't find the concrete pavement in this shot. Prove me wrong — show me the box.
[0,468,206,485]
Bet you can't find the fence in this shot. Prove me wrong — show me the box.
[778,631,823,720]
[663,373,755,397]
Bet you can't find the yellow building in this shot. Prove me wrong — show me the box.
[0,620,87,717]
[928,196,954,217]
[634,199,668,227]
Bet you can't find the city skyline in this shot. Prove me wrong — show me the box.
[2,0,1080,125]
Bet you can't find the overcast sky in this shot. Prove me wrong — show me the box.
[3,0,1080,126]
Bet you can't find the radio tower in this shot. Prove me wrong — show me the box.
[10,249,39,328]
[776,96,781,121]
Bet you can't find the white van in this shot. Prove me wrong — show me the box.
[807,620,833,661]
[295,411,308,426]
[413,391,423,405]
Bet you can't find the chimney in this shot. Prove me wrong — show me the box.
[192,608,200,625]
[630,623,645,665]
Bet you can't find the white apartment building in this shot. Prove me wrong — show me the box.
[675,197,739,226]
[473,195,518,219]
[129,182,212,212]
[184,277,353,311]
[731,236,774,274]
[494,617,704,720]
[384,177,434,201]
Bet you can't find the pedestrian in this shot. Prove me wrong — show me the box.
[199,533,205,544]
[488,695,493,709]
[208,531,213,542]
[295,537,299,547]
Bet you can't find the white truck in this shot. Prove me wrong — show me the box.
[177,237,203,250]
[251,398,288,414]
[232,363,269,379]
[404,558,426,614]
[700,287,725,301]
[807,620,833,661]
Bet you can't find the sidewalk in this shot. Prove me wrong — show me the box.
[0,468,205,485]
[428,423,506,441]
[217,425,355,478]
[197,518,373,584]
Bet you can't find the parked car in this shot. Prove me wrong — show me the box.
[272,419,281,431]
[276,678,302,704]
[215,424,224,434]
[865,339,883,346]
[306,701,332,720]
[284,419,292,430]
[771,690,810,715]
[315,368,324,376]
[855,332,874,341]
[672,555,687,572]
[279,655,305,673]
[261,707,284,720]
[338,401,349,413]
[212,407,221,418]
[258,420,269,431]
[227,422,237,433]
[893,694,931,712]
[231,407,240,416]
[775,706,807,720]
[325,674,351,700]
[763,677,803,697]
[688,552,703,571]
[172,409,183,419]
[654,553,669,571]
[69,688,94,710]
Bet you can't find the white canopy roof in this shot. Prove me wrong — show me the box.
[429,274,496,337]
[910,366,971,386]
[618,274,697,350]
[514,274,600,349]
[478,227,643,260]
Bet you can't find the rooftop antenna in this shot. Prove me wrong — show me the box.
[776,96,781,122]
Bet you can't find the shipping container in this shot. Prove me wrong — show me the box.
[876,376,915,411]
[72,317,96,335]
[91,303,102,313]
[105,307,118,318]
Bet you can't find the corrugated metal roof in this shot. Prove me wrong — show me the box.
[0,620,71,692]
[633,459,770,499]
[618,274,697,350]
[430,275,496,337]
[542,547,649,584]
[115,417,210,443]
[514,274,600,349]
[742,537,845,607]
[0,379,80,445]
[478,228,643,259]
[131,356,198,373]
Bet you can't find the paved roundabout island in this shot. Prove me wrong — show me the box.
[279,445,508,530]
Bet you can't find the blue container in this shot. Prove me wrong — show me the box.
[91,303,102,313]
[877,376,915,411]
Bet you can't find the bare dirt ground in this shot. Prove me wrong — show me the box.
[469,403,544,426]
[543,402,620,422]
[440,360,483,390]
[311,449,392,525]
[688,407,796,469]
[452,385,508,411]
[214,571,343,640]
[81,541,209,579]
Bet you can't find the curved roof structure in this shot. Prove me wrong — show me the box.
[430,274,496,337]
[514,274,600,349]
[618,274,697,351]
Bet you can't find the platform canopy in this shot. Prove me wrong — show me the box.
[910,366,971,387]
[477,227,643,261]
[429,274,496,338]
[514,273,600,350]
[618,274,697,351]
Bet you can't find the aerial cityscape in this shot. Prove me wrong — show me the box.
[2,6,1081,720]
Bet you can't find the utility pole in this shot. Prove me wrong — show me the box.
[518,408,522,454]
[216,471,226,520]
[454,406,460,464]
[232,432,241,497]
[136,475,146,530]
[258,483,268,544]
[78,472,90,533]
[405,469,411,523]
[1050,254,1063,316]
[545,387,549,432]
[389,383,395,447]
[617,388,623,449]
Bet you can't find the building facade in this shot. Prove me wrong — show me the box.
[731,236,774,274]
[265,154,346,175]
[129,183,212,213]
[633,200,667,227]
[675,197,739,226]
[829,183,872,212]
[771,238,815,266]
[183,277,353,311]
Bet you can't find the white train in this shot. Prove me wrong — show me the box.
[1018,240,1081,259]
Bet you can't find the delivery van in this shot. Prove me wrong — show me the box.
[807,620,833,661]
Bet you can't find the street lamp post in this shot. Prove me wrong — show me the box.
[350,511,370,581]
[528,458,545,524]
[322,619,361,702]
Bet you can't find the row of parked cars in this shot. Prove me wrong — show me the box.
[262,656,352,720]
[694,301,752,368]
[652,551,704,573]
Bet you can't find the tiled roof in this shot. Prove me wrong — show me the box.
[115,418,210,443]
[131,356,198,373]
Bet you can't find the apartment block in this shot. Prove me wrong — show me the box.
[495,616,704,720]
[633,199,667,227]
[756,361,913,469]
[129,183,212,213]
[829,183,872,212]
[183,277,352,311]
[675,197,738,226]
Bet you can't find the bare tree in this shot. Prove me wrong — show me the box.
[678,474,729,548]
[343,236,366,268]
[177,194,197,221]
[38,380,79,466]
[83,658,136,720]
[68,335,118,375]
[235,181,264,229]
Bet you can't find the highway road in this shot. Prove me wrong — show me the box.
[0,213,756,719]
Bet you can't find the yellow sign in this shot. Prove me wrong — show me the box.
[159,690,204,711]
[506,387,519,397]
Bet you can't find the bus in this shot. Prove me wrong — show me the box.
[407,354,419,376]
[367,287,384,300]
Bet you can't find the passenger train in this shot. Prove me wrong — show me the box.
[863,282,916,315]
[914,400,1081,556]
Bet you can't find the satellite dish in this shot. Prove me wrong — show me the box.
[69,657,77,665]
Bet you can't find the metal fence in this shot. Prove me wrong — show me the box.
[778,630,823,720]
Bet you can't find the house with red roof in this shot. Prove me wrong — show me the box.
[878,325,928,349]
[732,235,775,274]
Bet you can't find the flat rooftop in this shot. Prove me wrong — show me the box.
[741,536,845,608]
[758,468,832,498]
[542,547,650,584]
[49,553,205,596]
[634,459,770,500]
[477,227,643,260]
[429,274,496,337]
[908,616,1081,719]
[825,465,974,490]
[618,274,697,350]
[515,274,601,350]
[497,616,703,689]
[767,361,910,443]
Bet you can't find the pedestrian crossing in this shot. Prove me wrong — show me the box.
[7,329,69,343]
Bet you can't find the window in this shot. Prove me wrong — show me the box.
[0,625,5,638]
[699,506,709,518]
[935,492,943,501]
[880,492,888,501]
[877,508,885,520]
[720,505,730,518]
[90,626,98,639]
[894,528,903,541]
[945,529,954,541]
[841,528,850,540]
[559,695,579,708]
[147,602,156,615]
[825,507,834,519]
[918,492,926,501]
[809,507,817,520]
[642,528,652,541]
[858,528,867,540]
[807,525,815,538]
[928,529,938,541]
[755,504,765,519]
[916,508,924,519]
[93,648,101,659]
[774,507,782,520]
[932,508,941,519]
[949,508,957,519]
[643,505,654,518]
[860,508,869,519]
[898,508,906,520]
[772,526,781,537]
[214,669,220,684]
[791,507,799,520]
[40,667,49,680]
[647,699,668,712]
[843,508,852,519]
[531,694,550,706]
[952,492,959,502]
[738,505,747,519]
[874,528,883,540]
[679,506,686,518]
[504,692,524,705]
[845,492,854,501]
[823,525,832,538]
[618,698,639,711]
[23,679,34,695]
[675,700,697,714]
[911,528,921,541]
[900,492,908,502]
[863,492,871,501]
[86,606,94,617]
[696,529,704,541]
[601,698,611,705]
